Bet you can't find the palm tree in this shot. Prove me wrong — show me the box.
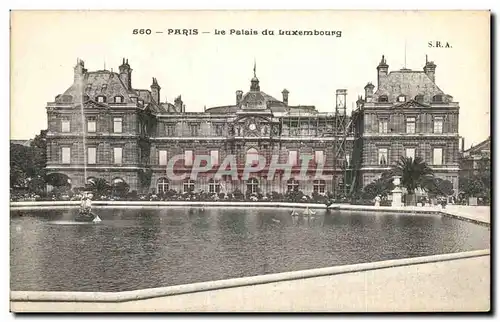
[86,178,111,197]
[391,156,434,205]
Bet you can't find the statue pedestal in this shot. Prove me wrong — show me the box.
[391,175,403,207]
[391,187,403,207]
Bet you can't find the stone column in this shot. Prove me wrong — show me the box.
[391,175,403,207]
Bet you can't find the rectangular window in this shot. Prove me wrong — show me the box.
[215,125,223,136]
[210,150,219,166]
[114,96,123,103]
[87,147,96,164]
[97,96,105,103]
[288,150,298,166]
[378,119,388,134]
[184,150,193,167]
[190,124,199,136]
[346,154,351,167]
[433,117,444,134]
[61,118,70,133]
[61,147,71,164]
[166,125,175,136]
[433,148,443,165]
[406,117,416,134]
[314,150,325,164]
[113,117,123,133]
[405,148,415,160]
[87,117,96,133]
[113,147,123,165]
[378,148,388,165]
[159,150,168,166]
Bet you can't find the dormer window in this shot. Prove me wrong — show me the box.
[114,96,123,103]
[96,96,106,103]
[432,95,443,103]
[397,95,406,103]
[415,95,424,103]
[378,95,388,103]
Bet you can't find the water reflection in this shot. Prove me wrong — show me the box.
[10,207,490,292]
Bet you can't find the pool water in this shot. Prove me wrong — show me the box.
[10,207,490,292]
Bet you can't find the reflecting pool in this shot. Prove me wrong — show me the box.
[10,207,490,292]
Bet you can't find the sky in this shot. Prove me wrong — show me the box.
[10,10,490,147]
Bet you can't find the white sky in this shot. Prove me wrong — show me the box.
[10,10,490,148]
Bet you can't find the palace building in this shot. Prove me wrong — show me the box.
[44,56,460,197]
[354,55,460,195]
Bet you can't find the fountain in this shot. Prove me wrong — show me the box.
[75,58,100,223]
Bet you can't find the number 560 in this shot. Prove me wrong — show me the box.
[133,29,152,35]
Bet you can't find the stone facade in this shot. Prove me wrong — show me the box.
[355,55,461,195]
[45,56,460,197]
[459,136,490,180]
[45,58,355,196]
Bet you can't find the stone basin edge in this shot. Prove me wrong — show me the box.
[10,201,490,226]
[10,249,490,303]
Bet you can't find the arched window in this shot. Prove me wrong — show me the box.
[378,95,388,103]
[246,148,259,165]
[432,95,443,103]
[287,178,300,192]
[183,179,196,193]
[208,179,221,194]
[112,177,125,186]
[246,177,259,194]
[415,95,424,103]
[111,177,129,196]
[86,177,97,185]
[114,96,124,103]
[313,179,326,194]
[157,177,169,194]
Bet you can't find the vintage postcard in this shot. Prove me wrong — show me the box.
[9,10,491,313]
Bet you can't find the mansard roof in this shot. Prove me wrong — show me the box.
[374,69,447,103]
[56,70,134,104]
[55,68,165,112]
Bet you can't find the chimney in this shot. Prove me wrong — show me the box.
[174,95,183,113]
[423,55,437,83]
[119,58,132,90]
[376,55,389,88]
[282,89,289,105]
[150,77,161,104]
[236,90,243,105]
[364,83,375,102]
[74,58,87,83]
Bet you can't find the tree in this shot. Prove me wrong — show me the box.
[10,143,31,189]
[459,155,491,203]
[391,156,434,205]
[10,130,48,193]
[87,178,111,196]
[362,175,394,200]
[29,130,47,178]
[427,178,454,198]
